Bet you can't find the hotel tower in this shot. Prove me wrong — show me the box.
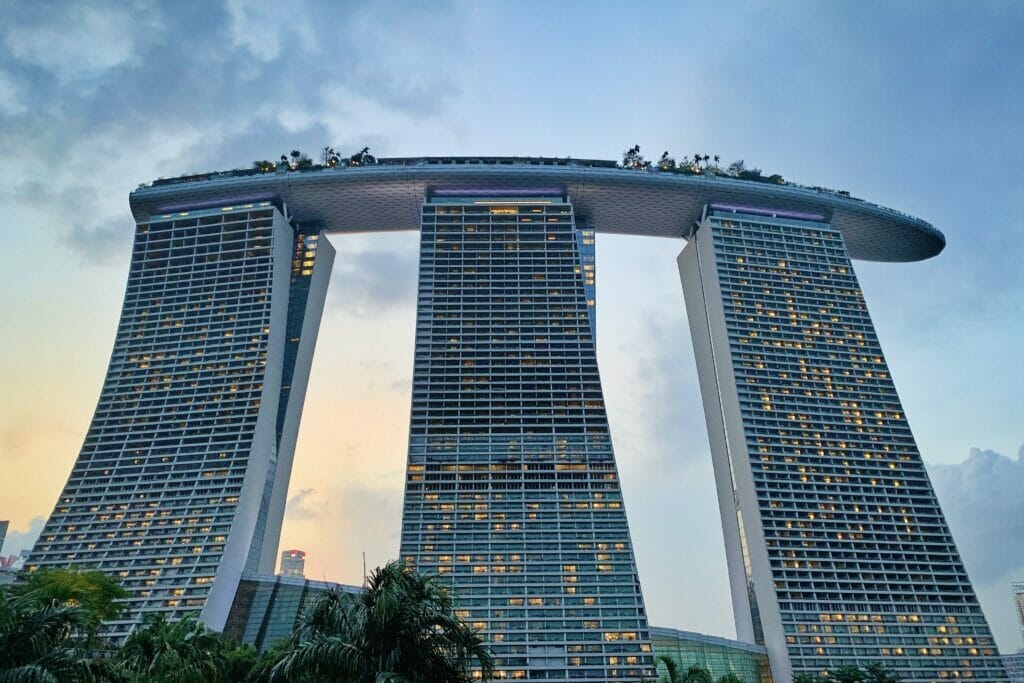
[26,202,335,637]
[26,157,1007,683]
[399,191,652,680]
[681,204,1005,682]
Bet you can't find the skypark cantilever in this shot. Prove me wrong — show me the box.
[30,154,1005,683]
[129,156,944,262]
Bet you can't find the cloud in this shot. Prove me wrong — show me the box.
[0,70,26,116]
[330,246,419,318]
[0,2,464,269]
[224,0,318,62]
[631,313,705,461]
[929,446,1024,585]
[281,483,403,584]
[929,445,1024,651]
[606,308,709,472]
[285,488,320,521]
[1,3,157,82]
[2,517,45,557]
[66,221,132,264]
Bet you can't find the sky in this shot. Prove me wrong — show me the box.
[1,0,1022,653]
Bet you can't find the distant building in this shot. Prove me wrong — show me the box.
[1011,581,1024,683]
[223,573,362,650]
[1014,582,1024,643]
[0,521,14,585]
[1004,651,1024,683]
[279,549,305,578]
[0,547,27,586]
[651,627,771,683]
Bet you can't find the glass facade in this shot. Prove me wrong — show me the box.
[26,202,334,638]
[399,194,653,680]
[681,208,1007,682]
[651,626,771,683]
[224,574,361,650]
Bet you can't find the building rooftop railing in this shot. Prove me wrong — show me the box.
[146,156,619,189]
[139,156,930,230]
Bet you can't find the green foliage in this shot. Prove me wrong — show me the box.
[658,655,683,683]
[116,613,225,683]
[795,662,903,683]
[112,617,268,682]
[862,662,901,683]
[321,146,342,168]
[221,643,262,682]
[683,663,715,683]
[656,657,717,683]
[718,673,744,683]
[282,150,313,170]
[829,665,867,683]
[348,147,376,166]
[2,564,494,682]
[15,569,128,635]
[642,150,788,184]
[622,145,650,170]
[726,160,747,176]
[0,585,119,682]
[267,560,494,682]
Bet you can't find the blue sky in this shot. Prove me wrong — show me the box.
[1,0,1022,652]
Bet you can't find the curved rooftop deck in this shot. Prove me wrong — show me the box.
[129,157,944,263]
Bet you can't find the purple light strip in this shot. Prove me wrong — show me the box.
[156,193,278,214]
[431,187,564,197]
[709,202,825,222]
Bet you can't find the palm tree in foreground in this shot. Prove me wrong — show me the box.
[116,613,230,683]
[269,560,493,682]
[0,586,117,682]
[658,656,717,683]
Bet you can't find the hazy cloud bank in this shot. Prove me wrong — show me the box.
[0,1,464,265]
[1,516,45,557]
[330,245,419,318]
[929,445,1024,651]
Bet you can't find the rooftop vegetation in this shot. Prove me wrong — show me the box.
[251,146,378,174]
[621,144,851,197]
[144,144,857,203]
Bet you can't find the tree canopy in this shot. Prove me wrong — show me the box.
[269,560,493,683]
[795,662,903,683]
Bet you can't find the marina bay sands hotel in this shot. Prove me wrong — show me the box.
[27,157,1006,682]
